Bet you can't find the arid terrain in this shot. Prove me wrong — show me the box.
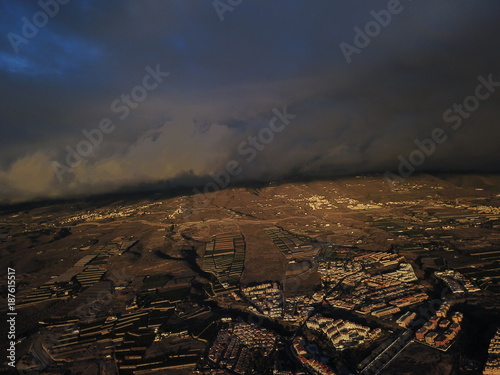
[1,173,500,374]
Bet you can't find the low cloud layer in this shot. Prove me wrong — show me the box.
[1,0,499,203]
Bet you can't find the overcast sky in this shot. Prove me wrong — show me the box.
[0,0,499,203]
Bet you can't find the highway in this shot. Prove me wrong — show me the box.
[359,329,413,375]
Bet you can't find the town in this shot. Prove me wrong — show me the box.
[1,175,500,374]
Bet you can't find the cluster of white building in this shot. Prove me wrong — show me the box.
[292,336,337,375]
[241,283,283,318]
[289,194,338,210]
[324,259,426,318]
[318,261,363,284]
[231,322,277,356]
[383,263,418,283]
[306,315,380,351]
[207,322,278,374]
[283,295,316,323]
[435,270,480,294]
[484,329,500,374]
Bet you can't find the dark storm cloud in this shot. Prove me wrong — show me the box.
[0,0,499,202]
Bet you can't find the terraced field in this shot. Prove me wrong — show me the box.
[201,232,246,294]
